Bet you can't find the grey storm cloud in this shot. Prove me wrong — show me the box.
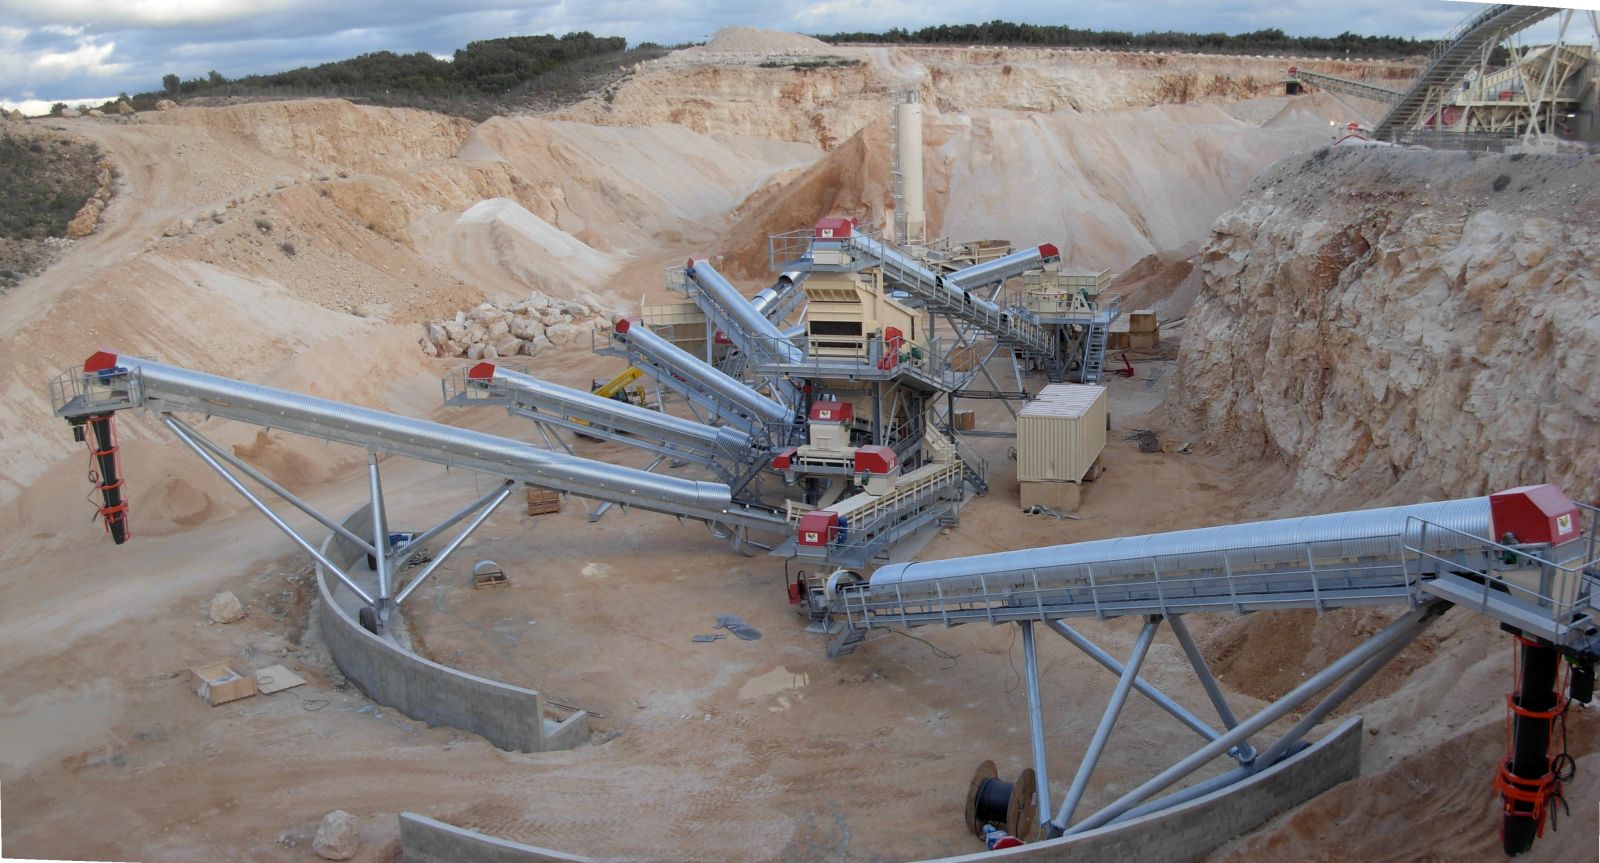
[0,0,1564,109]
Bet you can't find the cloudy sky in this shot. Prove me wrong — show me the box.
[1,1,1591,113]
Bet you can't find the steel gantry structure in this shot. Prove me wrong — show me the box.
[816,487,1599,853]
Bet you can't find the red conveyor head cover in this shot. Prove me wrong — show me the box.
[85,350,120,373]
[1038,243,1060,259]
[1490,485,1582,546]
[797,510,839,546]
[809,400,853,423]
[814,216,856,239]
[467,362,497,380]
[852,445,899,476]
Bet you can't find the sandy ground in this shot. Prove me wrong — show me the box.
[1,35,1591,863]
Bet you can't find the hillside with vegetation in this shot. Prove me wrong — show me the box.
[817,21,1432,58]
[0,129,103,290]
[132,33,669,119]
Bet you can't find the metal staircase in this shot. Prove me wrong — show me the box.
[1081,320,1109,384]
[1373,3,1560,139]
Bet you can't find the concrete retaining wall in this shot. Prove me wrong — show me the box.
[316,503,588,753]
[398,715,1363,862]
[400,813,599,863]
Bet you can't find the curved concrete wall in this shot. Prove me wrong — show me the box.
[399,715,1363,862]
[316,503,588,753]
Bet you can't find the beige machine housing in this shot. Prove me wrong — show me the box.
[803,269,924,359]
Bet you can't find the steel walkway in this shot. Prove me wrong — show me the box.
[829,490,1600,655]
[1292,67,1403,104]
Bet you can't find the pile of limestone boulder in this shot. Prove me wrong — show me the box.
[421,293,606,360]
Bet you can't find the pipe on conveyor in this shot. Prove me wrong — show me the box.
[751,271,806,318]
[612,319,792,428]
[684,259,805,363]
[470,362,752,456]
[86,353,744,519]
[944,244,1060,291]
[868,497,1498,601]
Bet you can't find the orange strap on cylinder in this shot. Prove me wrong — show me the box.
[1494,636,1569,838]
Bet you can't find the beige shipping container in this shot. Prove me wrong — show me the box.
[1017,384,1108,482]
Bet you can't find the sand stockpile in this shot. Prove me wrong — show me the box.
[939,104,1338,270]
[460,117,820,254]
[718,101,1337,276]
[414,198,618,308]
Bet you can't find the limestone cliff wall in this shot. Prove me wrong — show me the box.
[1172,146,1600,504]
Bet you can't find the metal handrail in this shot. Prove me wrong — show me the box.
[835,526,1497,627]
[1401,509,1600,638]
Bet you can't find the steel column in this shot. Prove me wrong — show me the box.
[1050,616,1161,833]
[163,416,376,606]
[1064,602,1445,835]
[1169,614,1254,761]
[368,452,392,607]
[1045,620,1223,745]
[393,482,514,605]
[1019,621,1054,827]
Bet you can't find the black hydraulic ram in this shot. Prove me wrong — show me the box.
[75,412,131,544]
[1498,635,1563,855]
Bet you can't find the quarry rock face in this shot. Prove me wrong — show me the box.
[1173,146,1600,504]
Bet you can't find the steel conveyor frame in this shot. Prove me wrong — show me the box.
[50,352,790,620]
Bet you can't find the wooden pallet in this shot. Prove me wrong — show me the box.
[525,487,561,516]
[473,570,510,589]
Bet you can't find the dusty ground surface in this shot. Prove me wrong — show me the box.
[1,31,1592,863]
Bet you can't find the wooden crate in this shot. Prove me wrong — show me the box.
[1129,309,1159,333]
[525,487,561,516]
[1107,331,1131,350]
[1129,331,1160,350]
[191,662,256,706]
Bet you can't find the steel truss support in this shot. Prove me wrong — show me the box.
[1061,601,1448,835]
[163,415,375,607]
[1045,620,1229,749]
[1048,616,1162,835]
[162,414,518,619]
[1169,614,1255,761]
[1020,621,1054,828]
[941,313,1016,419]
[391,481,514,605]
